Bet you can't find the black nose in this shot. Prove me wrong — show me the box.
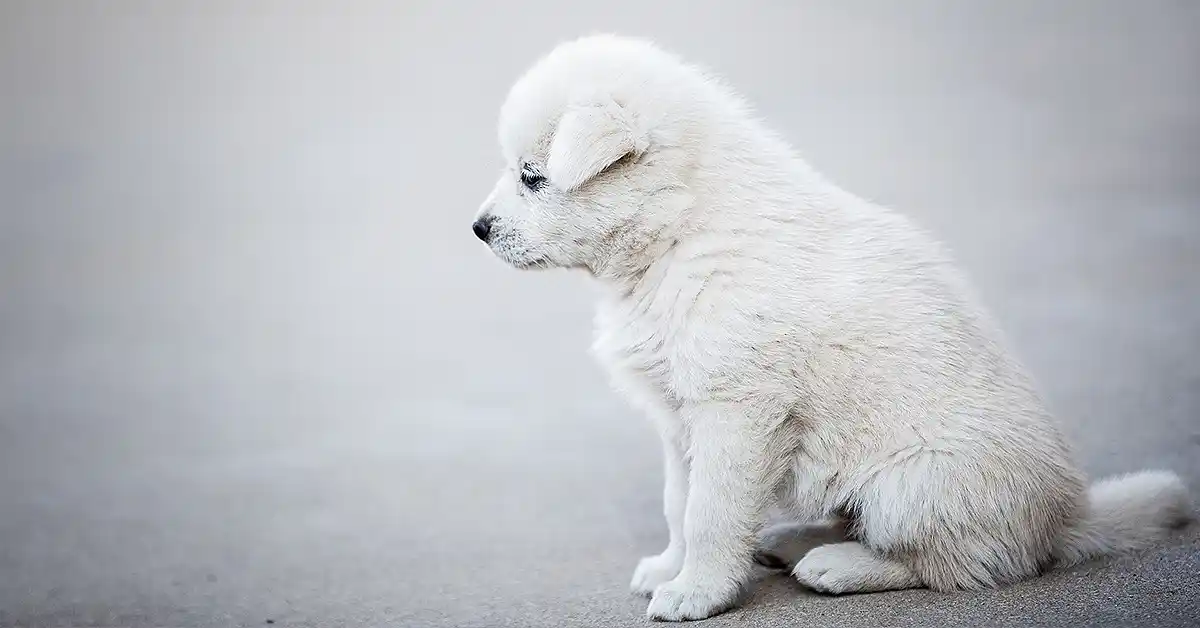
[472,216,494,242]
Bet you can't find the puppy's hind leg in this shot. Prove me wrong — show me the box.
[792,542,922,595]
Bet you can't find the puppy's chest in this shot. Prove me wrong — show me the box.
[591,288,713,403]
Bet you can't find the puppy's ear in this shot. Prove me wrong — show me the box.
[547,97,647,191]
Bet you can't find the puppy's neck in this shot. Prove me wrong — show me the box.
[587,188,695,290]
[592,238,680,298]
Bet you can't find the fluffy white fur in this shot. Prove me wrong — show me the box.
[473,35,1192,621]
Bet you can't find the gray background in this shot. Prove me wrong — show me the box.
[1,1,1198,627]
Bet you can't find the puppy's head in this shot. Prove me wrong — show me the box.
[473,35,702,276]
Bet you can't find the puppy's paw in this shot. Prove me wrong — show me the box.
[793,544,865,594]
[646,576,738,622]
[792,542,917,595]
[633,552,681,597]
[631,551,684,597]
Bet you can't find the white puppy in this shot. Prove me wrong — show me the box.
[472,35,1191,621]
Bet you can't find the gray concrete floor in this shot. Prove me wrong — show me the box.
[2,2,1198,627]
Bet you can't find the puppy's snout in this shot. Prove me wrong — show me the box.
[472,215,495,242]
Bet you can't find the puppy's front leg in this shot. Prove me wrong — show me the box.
[647,402,783,621]
[631,432,689,596]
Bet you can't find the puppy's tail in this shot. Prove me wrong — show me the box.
[1054,470,1191,567]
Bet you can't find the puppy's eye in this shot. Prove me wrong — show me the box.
[520,169,546,191]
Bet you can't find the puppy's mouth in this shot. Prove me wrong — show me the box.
[488,240,553,270]
[511,256,553,270]
[483,227,555,270]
